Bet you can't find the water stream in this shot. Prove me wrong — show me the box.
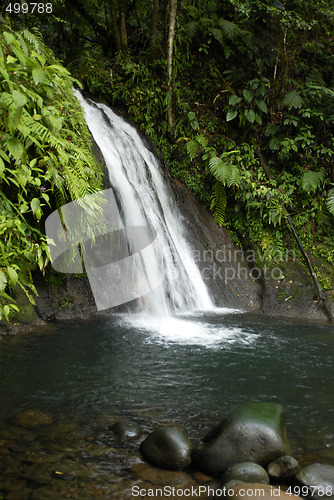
[74,90,213,317]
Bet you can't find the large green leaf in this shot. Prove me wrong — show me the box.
[30,198,42,219]
[209,157,240,187]
[256,100,268,113]
[12,90,27,107]
[7,267,18,285]
[3,31,15,44]
[0,92,13,107]
[226,109,238,121]
[186,139,199,160]
[7,138,25,159]
[243,89,253,103]
[32,67,46,85]
[244,109,255,123]
[8,107,23,134]
[0,270,7,291]
[218,19,240,40]
[229,95,242,106]
[282,90,304,110]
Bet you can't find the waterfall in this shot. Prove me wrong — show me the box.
[75,91,214,316]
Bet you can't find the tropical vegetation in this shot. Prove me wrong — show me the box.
[0,24,102,320]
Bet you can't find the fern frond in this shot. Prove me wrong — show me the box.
[218,19,241,40]
[196,134,208,148]
[184,21,199,39]
[306,68,326,87]
[186,139,200,160]
[228,165,241,187]
[18,29,44,56]
[186,5,200,18]
[209,28,224,46]
[301,170,324,193]
[327,188,334,215]
[282,89,304,110]
[53,187,67,209]
[210,181,227,227]
[209,157,240,187]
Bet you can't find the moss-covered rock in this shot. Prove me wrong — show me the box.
[192,402,291,476]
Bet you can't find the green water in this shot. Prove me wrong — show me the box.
[0,311,333,498]
[1,311,333,450]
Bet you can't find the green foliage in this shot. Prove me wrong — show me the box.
[282,90,304,110]
[0,26,102,321]
[301,171,325,193]
[210,182,227,227]
[225,78,270,127]
[327,187,334,216]
[7,0,333,288]
[313,266,333,291]
[208,155,241,188]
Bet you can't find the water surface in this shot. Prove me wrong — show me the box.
[1,311,333,453]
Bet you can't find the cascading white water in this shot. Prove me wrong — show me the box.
[75,90,214,317]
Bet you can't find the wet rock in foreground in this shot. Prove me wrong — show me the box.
[192,402,291,476]
[110,419,142,440]
[139,426,192,470]
[222,462,270,485]
[267,455,299,481]
[295,463,334,499]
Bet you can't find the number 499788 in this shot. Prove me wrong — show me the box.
[6,3,53,14]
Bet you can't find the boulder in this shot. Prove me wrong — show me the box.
[222,462,270,485]
[110,420,142,440]
[267,455,299,481]
[139,426,192,470]
[295,464,334,499]
[192,402,291,476]
[222,483,302,500]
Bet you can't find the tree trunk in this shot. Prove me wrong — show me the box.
[166,0,177,135]
[150,0,159,61]
[257,149,333,322]
[120,2,128,55]
[110,0,122,52]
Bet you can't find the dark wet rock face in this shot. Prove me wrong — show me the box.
[192,402,291,476]
[295,463,334,499]
[173,179,262,311]
[139,426,192,470]
[222,462,270,485]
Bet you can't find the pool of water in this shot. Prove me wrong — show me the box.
[0,311,333,498]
